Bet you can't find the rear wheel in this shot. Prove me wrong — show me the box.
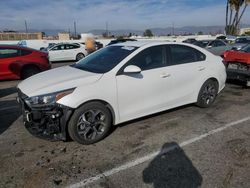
[21,66,40,79]
[76,53,85,61]
[196,79,219,108]
[68,102,112,145]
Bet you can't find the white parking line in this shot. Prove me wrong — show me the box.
[68,116,250,188]
[0,106,19,111]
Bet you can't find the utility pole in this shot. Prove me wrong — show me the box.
[106,21,109,37]
[25,20,28,33]
[74,21,77,38]
[172,22,175,36]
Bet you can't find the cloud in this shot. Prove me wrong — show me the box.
[0,0,249,32]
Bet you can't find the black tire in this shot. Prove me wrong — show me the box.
[76,53,85,61]
[68,102,112,145]
[196,79,219,108]
[21,66,40,79]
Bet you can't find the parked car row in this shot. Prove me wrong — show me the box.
[187,39,232,56]
[0,40,106,80]
[184,36,250,56]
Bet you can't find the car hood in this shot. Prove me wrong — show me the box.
[18,66,103,97]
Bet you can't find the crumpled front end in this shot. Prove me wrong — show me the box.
[17,89,73,141]
[226,62,250,85]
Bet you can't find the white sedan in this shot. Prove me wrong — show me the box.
[48,43,88,62]
[17,41,226,144]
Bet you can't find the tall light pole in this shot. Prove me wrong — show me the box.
[25,20,28,33]
[74,21,77,38]
[172,22,175,36]
[106,21,109,37]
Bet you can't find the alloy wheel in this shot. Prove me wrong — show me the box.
[76,110,106,140]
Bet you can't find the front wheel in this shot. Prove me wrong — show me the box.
[68,102,112,145]
[196,79,219,108]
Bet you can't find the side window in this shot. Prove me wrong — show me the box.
[245,46,250,53]
[208,41,216,47]
[126,46,165,71]
[21,50,32,56]
[215,41,226,46]
[66,44,79,49]
[0,48,19,58]
[52,45,65,51]
[169,45,206,65]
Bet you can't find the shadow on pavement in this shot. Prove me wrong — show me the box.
[226,80,249,89]
[0,100,20,134]
[143,142,202,188]
[0,87,17,98]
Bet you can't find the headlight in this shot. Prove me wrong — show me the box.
[25,88,75,107]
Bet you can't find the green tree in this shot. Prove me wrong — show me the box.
[226,0,250,35]
[143,29,153,37]
[244,31,250,35]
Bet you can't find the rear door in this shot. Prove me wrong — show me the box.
[65,44,80,60]
[161,44,208,106]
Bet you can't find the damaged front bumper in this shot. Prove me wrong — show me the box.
[226,62,250,86]
[227,69,250,86]
[17,89,73,141]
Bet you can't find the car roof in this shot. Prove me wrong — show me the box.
[196,40,212,42]
[0,44,32,50]
[111,41,191,48]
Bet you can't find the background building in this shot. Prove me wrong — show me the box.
[58,32,70,40]
[240,28,250,35]
[0,31,43,40]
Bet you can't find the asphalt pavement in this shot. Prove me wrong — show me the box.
[0,61,250,188]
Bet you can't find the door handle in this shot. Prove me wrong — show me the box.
[160,73,171,78]
[198,66,206,71]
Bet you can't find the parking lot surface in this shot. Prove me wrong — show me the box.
[0,62,250,188]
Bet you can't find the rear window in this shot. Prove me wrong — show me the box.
[169,45,206,65]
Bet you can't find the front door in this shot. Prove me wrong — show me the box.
[116,45,169,122]
[49,44,66,61]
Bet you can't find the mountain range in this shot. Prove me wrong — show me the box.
[13,24,250,36]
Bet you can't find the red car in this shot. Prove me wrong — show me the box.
[0,45,51,80]
[223,43,250,86]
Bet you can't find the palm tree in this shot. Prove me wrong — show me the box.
[225,0,250,35]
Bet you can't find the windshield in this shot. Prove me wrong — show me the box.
[71,45,138,73]
[240,44,250,53]
[194,41,210,48]
[235,38,249,44]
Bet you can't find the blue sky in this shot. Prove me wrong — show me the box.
[0,0,249,32]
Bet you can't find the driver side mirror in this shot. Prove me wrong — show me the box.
[123,65,141,74]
